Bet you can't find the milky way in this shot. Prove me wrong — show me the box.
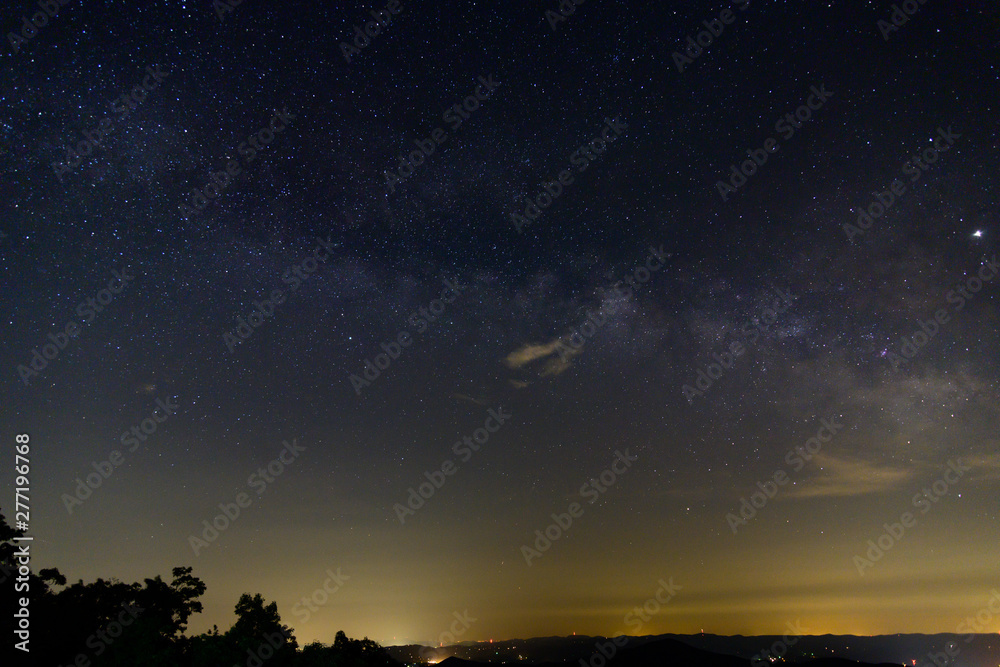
[2,0,998,645]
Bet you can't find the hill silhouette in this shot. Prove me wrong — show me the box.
[439,657,487,667]
[425,638,907,667]
[608,637,749,667]
[389,632,1000,667]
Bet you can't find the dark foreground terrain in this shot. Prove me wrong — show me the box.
[388,633,1000,667]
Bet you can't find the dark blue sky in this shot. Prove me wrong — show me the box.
[1,0,998,645]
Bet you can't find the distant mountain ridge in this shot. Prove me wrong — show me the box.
[386,632,1000,667]
[420,638,895,667]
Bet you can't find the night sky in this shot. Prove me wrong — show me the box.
[2,0,999,648]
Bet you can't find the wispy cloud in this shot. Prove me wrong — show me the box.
[451,393,489,406]
[964,448,1000,481]
[787,453,915,498]
[504,338,580,376]
[504,341,563,369]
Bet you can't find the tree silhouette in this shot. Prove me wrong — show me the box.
[298,630,398,667]
[1,506,399,667]
[221,593,298,666]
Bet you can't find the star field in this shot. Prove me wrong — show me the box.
[1,0,999,646]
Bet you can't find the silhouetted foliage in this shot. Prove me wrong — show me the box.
[297,631,399,667]
[0,508,400,667]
